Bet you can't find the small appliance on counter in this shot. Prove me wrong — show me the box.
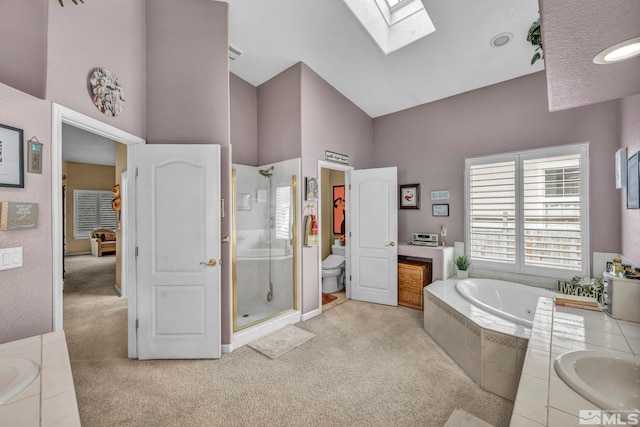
[603,272,640,323]
[411,233,439,247]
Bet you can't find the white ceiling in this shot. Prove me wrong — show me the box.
[227,0,545,118]
[62,123,116,166]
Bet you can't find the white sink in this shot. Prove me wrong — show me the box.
[0,358,40,406]
[554,350,640,420]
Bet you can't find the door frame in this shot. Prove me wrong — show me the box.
[51,103,145,358]
[317,160,353,311]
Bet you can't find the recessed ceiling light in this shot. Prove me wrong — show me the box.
[490,32,513,48]
[593,37,640,64]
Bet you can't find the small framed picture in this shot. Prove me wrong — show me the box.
[399,184,420,209]
[627,151,639,209]
[0,123,25,188]
[432,203,449,217]
[305,177,318,201]
[615,148,627,189]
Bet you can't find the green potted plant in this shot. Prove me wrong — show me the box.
[527,18,543,65]
[455,255,470,279]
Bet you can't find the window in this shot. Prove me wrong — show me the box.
[73,190,116,239]
[275,186,291,240]
[465,144,589,278]
[342,0,435,54]
[384,0,413,12]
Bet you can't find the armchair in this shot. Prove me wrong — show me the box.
[90,228,116,257]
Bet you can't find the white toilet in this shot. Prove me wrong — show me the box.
[322,241,346,293]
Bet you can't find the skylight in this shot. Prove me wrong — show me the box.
[385,0,413,12]
[343,0,436,55]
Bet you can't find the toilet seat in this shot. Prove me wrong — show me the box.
[322,254,345,269]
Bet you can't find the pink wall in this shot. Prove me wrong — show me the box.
[0,0,147,344]
[257,64,302,165]
[300,63,374,313]
[230,73,258,166]
[0,0,48,99]
[373,71,622,270]
[620,93,640,265]
[146,0,232,345]
[49,0,147,138]
[0,84,53,343]
[146,0,228,146]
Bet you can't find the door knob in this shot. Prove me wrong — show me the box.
[221,236,230,243]
[200,259,217,267]
[386,242,395,247]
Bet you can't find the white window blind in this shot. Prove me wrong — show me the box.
[465,144,588,278]
[468,160,516,265]
[275,186,291,240]
[74,190,116,239]
[523,154,582,271]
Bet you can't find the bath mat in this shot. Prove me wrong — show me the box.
[443,408,494,427]
[322,293,338,305]
[248,325,315,359]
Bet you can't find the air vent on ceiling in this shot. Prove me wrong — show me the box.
[229,45,243,61]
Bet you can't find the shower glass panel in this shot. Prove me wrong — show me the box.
[232,158,299,331]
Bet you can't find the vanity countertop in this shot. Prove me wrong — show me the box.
[0,331,81,427]
[510,298,640,426]
[398,243,456,281]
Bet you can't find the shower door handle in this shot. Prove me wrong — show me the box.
[200,259,217,267]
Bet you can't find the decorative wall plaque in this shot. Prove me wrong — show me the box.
[0,202,39,231]
[89,68,125,117]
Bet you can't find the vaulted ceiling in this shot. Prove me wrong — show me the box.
[227,0,544,118]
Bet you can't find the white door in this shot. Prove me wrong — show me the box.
[348,167,398,306]
[136,144,221,359]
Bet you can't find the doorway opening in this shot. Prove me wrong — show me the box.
[52,103,144,358]
[317,161,353,312]
[61,123,126,357]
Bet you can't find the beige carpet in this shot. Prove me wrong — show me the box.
[248,324,315,358]
[444,408,495,427]
[64,255,513,427]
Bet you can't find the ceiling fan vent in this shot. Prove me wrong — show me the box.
[229,45,243,61]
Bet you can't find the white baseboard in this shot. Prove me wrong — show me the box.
[221,343,233,354]
[300,307,321,321]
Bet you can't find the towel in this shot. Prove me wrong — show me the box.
[305,215,319,246]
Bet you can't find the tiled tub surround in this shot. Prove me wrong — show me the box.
[0,331,81,427]
[424,279,532,401]
[510,297,640,427]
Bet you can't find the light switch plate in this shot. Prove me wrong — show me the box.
[0,247,22,270]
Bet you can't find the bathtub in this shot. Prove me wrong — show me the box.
[456,278,555,328]
[236,247,291,261]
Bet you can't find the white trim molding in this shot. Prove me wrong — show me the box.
[51,103,145,359]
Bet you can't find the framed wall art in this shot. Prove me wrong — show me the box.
[432,203,449,217]
[615,147,627,189]
[627,151,639,209]
[399,184,420,209]
[0,123,25,188]
[333,185,345,234]
[305,177,318,201]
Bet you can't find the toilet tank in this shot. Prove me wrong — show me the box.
[332,244,346,256]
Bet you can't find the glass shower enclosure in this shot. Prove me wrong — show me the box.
[232,158,299,331]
